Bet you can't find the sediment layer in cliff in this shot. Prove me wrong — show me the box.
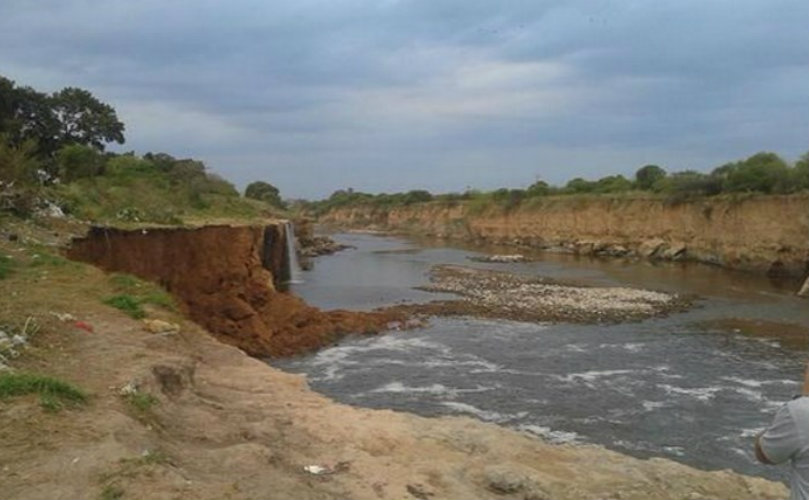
[66,224,398,356]
[323,194,809,277]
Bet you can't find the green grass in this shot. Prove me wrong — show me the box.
[99,484,125,500]
[109,273,140,289]
[125,391,158,412]
[0,254,14,279]
[28,252,70,267]
[103,295,145,319]
[107,274,177,313]
[0,372,87,410]
[140,291,175,310]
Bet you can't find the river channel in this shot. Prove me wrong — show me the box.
[271,232,809,483]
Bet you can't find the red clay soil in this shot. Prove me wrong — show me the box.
[65,224,403,357]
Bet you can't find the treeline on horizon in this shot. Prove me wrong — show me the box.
[3,75,807,223]
[0,75,284,223]
[304,150,809,215]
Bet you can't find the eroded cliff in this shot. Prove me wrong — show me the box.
[66,224,399,356]
[323,194,809,277]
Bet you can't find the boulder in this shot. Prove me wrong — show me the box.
[662,243,687,260]
[639,238,666,258]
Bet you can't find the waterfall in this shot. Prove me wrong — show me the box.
[284,221,303,284]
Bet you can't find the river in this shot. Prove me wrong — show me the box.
[270,231,809,483]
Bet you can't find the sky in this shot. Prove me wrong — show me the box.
[1,0,807,199]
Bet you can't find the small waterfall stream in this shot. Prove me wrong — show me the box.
[284,221,303,284]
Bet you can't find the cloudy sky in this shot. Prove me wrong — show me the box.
[1,0,807,198]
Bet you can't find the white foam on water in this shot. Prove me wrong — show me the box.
[740,427,766,438]
[658,384,722,401]
[441,401,526,423]
[733,387,764,402]
[565,344,588,353]
[368,335,451,354]
[720,376,764,388]
[761,400,787,412]
[307,334,453,381]
[663,446,686,457]
[642,400,666,411]
[371,382,496,397]
[518,424,582,444]
[560,369,637,384]
[597,342,645,353]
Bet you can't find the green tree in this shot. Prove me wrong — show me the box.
[56,144,105,182]
[793,152,809,190]
[564,177,596,194]
[0,78,60,157]
[526,180,551,197]
[245,180,285,208]
[658,170,722,197]
[714,152,791,193]
[594,175,632,193]
[634,164,666,190]
[51,87,125,150]
[0,136,41,186]
[402,189,433,205]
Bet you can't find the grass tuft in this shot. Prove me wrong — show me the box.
[125,391,158,412]
[107,275,176,313]
[0,254,14,279]
[0,372,87,410]
[103,295,145,319]
[100,483,125,500]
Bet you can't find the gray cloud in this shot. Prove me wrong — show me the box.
[1,0,806,198]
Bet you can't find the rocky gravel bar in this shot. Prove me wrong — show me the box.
[393,264,693,323]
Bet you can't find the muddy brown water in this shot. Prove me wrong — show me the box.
[271,232,809,484]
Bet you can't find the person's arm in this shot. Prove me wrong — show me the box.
[755,433,775,464]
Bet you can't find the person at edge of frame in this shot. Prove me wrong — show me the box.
[756,360,809,500]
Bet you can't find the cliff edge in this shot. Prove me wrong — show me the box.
[322,193,809,278]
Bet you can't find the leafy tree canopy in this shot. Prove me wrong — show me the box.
[245,180,285,208]
[0,76,125,159]
[634,164,666,190]
[51,87,125,150]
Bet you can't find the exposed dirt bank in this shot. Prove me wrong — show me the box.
[391,264,692,324]
[66,225,402,357]
[322,194,809,278]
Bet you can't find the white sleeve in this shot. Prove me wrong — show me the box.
[760,404,801,464]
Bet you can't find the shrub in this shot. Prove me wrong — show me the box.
[634,164,666,190]
[713,152,791,194]
[56,144,105,182]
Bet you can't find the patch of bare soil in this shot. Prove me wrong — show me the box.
[390,264,693,324]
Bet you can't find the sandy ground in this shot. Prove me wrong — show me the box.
[1,310,789,500]
[0,218,789,500]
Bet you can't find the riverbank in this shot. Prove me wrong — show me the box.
[321,193,809,279]
[0,216,790,499]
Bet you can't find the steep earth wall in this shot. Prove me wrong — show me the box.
[323,194,809,277]
[66,224,397,356]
